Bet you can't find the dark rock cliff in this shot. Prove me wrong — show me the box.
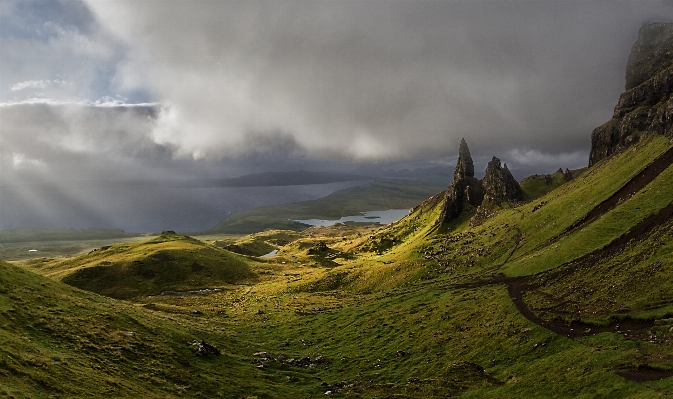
[439,139,483,223]
[481,157,524,205]
[469,157,524,227]
[589,23,673,166]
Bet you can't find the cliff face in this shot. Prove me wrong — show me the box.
[589,23,673,166]
[481,157,524,204]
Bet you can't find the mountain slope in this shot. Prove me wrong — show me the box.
[26,232,257,299]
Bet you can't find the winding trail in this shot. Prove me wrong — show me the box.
[534,145,673,251]
[450,201,673,382]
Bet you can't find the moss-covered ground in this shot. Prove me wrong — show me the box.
[2,135,673,397]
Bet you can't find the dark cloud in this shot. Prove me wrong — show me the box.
[78,0,671,166]
[2,1,673,229]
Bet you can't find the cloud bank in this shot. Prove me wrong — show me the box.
[81,0,669,163]
[2,0,672,184]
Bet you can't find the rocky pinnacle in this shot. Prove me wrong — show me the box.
[454,138,475,180]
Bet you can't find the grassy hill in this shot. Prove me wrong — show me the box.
[23,232,257,300]
[5,139,673,397]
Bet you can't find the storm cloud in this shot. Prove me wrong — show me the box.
[2,1,673,181]
[79,1,669,164]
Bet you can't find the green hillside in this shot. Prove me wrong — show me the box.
[24,232,257,300]
[7,130,672,397]
[5,21,673,396]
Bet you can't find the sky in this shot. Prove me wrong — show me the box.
[1,1,672,230]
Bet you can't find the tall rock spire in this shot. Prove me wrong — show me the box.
[439,139,483,224]
[439,139,525,226]
[454,138,475,180]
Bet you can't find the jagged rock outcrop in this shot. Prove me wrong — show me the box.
[440,140,524,225]
[480,157,524,204]
[454,138,475,180]
[469,157,524,226]
[589,23,673,166]
[439,139,483,223]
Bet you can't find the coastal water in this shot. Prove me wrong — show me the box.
[0,180,371,233]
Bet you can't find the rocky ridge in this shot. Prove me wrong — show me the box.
[439,139,524,226]
[589,22,673,166]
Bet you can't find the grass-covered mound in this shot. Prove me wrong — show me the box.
[28,232,256,299]
[519,168,585,200]
[0,260,252,398]
[213,230,304,256]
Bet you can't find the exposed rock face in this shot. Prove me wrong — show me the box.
[439,139,483,223]
[589,23,673,166]
[563,168,573,182]
[454,138,475,180]
[469,157,524,227]
[481,157,524,204]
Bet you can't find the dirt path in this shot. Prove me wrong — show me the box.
[450,202,673,382]
[456,201,673,338]
[533,145,673,251]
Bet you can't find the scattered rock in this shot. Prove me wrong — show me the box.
[314,355,330,364]
[406,376,422,384]
[253,351,272,359]
[191,340,221,356]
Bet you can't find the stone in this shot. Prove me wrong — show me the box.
[439,139,483,223]
[563,168,573,181]
[589,23,673,166]
[454,138,475,180]
[314,355,330,364]
[439,139,524,226]
[481,157,524,204]
[191,340,221,356]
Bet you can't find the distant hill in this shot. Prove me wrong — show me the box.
[174,170,372,188]
[0,227,139,243]
[350,165,451,178]
[208,176,452,234]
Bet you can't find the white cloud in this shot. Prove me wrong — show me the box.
[43,21,114,60]
[11,152,46,170]
[9,79,67,92]
[507,148,588,170]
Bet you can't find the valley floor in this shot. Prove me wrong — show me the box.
[3,136,673,398]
